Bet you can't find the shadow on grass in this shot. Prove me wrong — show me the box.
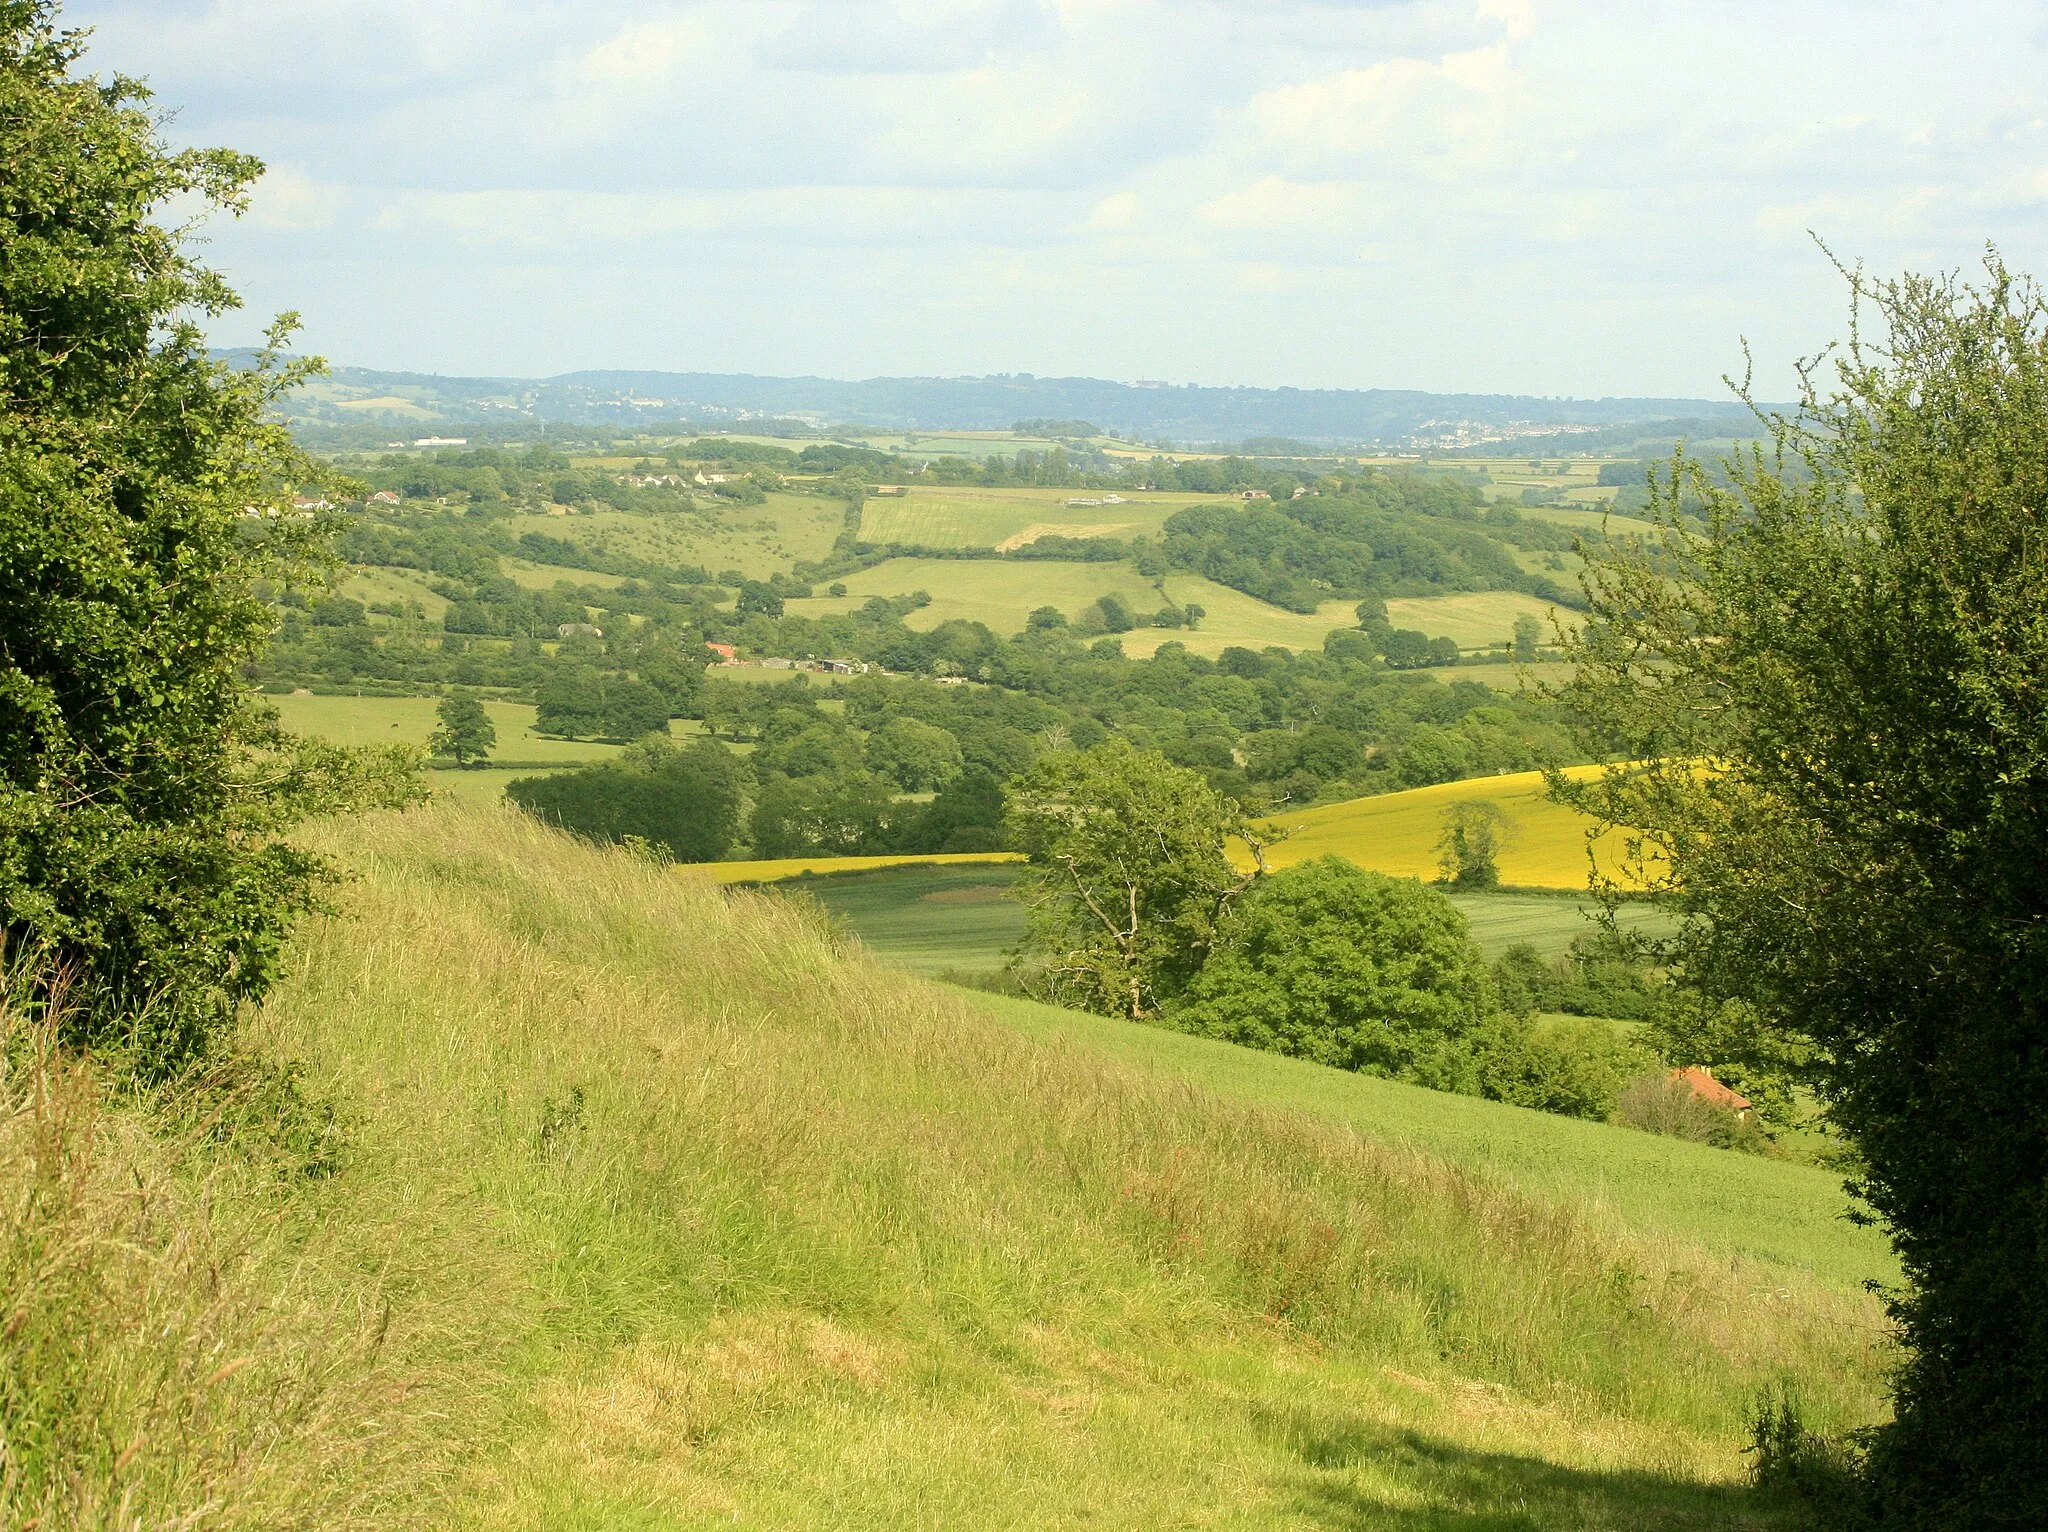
[1266,1410,1794,1532]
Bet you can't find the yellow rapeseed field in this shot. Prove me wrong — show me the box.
[691,850,1026,883]
[1244,766,1646,890]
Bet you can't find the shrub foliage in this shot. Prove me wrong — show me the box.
[1557,256,2048,1525]
[0,3,408,1070]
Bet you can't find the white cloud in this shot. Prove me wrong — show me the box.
[60,0,2048,395]
[1196,177,1360,232]
[247,166,348,231]
[1085,190,1139,229]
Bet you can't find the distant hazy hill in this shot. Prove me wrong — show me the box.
[243,352,1760,449]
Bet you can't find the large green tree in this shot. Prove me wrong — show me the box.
[1555,258,2048,1525]
[0,2,408,1070]
[1173,857,1495,1090]
[429,689,496,765]
[506,739,744,864]
[1006,738,1270,1019]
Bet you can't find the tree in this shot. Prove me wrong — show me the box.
[864,716,964,791]
[636,646,705,719]
[1379,628,1436,668]
[1092,594,1135,633]
[1006,738,1271,1019]
[896,765,1008,854]
[429,690,495,766]
[750,770,899,857]
[0,4,411,1072]
[505,738,743,863]
[1512,612,1543,662]
[1434,801,1515,889]
[1553,257,2048,1525]
[535,666,670,742]
[735,580,784,618]
[1173,857,1495,1090]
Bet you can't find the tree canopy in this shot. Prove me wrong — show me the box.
[0,2,409,1069]
[1173,857,1495,1090]
[1556,255,2048,1525]
[505,738,744,863]
[1006,739,1269,1018]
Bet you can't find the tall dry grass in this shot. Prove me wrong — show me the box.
[5,799,1890,1527]
[0,984,504,1529]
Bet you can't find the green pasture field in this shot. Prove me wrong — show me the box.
[1384,591,1580,649]
[851,429,1087,460]
[1411,658,1576,690]
[971,990,1892,1293]
[798,864,1026,974]
[1520,502,1664,537]
[786,556,1171,636]
[790,864,1669,981]
[267,692,625,766]
[788,556,1360,655]
[498,557,628,591]
[499,491,846,581]
[1128,576,1358,658]
[1447,889,1675,956]
[336,564,451,617]
[423,764,572,802]
[709,666,821,687]
[857,485,1234,550]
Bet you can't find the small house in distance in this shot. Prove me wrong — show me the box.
[705,642,738,664]
[1673,1067,1752,1117]
[1240,488,1271,500]
[366,489,401,508]
[557,622,602,639]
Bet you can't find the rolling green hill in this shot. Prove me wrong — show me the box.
[27,801,1886,1527]
[853,484,1235,549]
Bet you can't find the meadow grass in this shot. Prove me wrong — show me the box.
[1254,767,1636,890]
[1383,592,1580,650]
[967,991,1893,1294]
[499,558,629,591]
[500,492,847,582]
[854,486,1224,549]
[18,801,1889,1526]
[337,563,452,617]
[268,693,625,766]
[784,556,1175,636]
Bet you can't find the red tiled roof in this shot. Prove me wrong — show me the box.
[1673,1067,1751,1114]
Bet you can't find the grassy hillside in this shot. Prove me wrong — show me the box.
[18,801,1885,1527]
[498,493,848,580]
[971,992,1891,1293]
[854,485,1230,548]
[1383,592,1577,650]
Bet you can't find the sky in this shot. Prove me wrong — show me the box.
[72,0,2048,398]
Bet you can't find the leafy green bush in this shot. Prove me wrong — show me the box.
[1476,1014,1657,1121]
[0,5,409,1071]
[533,665,671,742]
[1172,858,1495,1093]
[505,739,743,862]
